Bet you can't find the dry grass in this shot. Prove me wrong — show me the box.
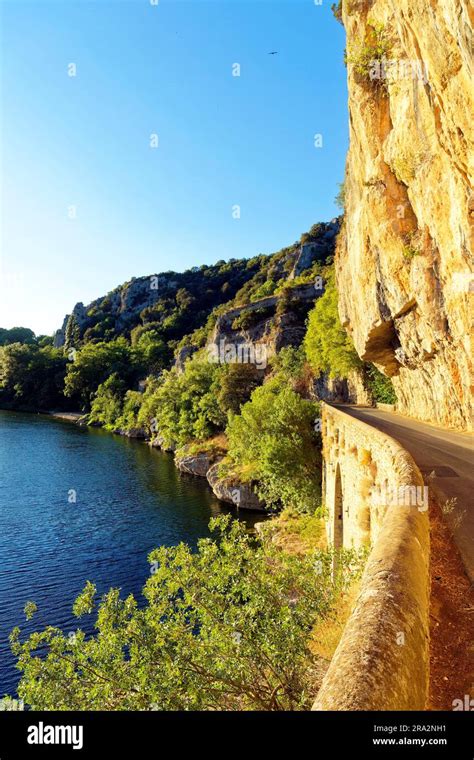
[309,580,361,661]
[259,508,326,555]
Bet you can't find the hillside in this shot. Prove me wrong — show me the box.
[0,220,345,413]
[53,220,340,358]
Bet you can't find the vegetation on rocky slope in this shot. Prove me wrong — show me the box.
[2,223,390,709]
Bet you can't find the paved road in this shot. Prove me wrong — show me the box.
[337,405,474,583]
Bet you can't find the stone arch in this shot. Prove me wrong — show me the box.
[333,463,344,549]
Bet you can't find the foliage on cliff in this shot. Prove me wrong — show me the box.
[11,515,365,711]
[304,268,396,403]
[304,267,362,378]
[364,363,397,404]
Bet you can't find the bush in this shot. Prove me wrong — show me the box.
[88,373,126,428]
[131,354,225,447]
[217,363,263,415]
[331,2,342,25]
[345,23,390,90]
[304,268,361,378]
[64,338,143,408]
[0,343,69,410]
[10,516,365,710]
[270,346,306,383]
[335,181,346,211]
[364,363,397,404]
[226,380,321,513]
[231,306,275,332]
[0,327,36,346]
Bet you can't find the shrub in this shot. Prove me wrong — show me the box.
[345,23,390,90]
[364,363,397,404]
[10,516,365,710]
[226,380,321,513]
[133,354,225,447]
[88,373,126,428]
[304,268,362,378]
[231,306,274,332]
[217,363,263,415]
[331,1,343,25]
[335,180,346,211]
[64,338,142,408]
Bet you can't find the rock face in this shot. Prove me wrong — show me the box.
[113,427,147,439]
[174,448,268,511]
[291,220,340,278]
[53,315,69,348]
[338,0,473,430]
[206,464,266,512]
[207,284,321,369]
[175,449,216,478]
[149,435,176,452]
[313,370,373,406]
[174,345,198,373]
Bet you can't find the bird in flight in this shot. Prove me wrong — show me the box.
[268,51,278,55]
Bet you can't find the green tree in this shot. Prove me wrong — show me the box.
[334,181,346,211]
[64,315,81,350]
[364,363,397,404]
[226,380,321,513]
[304,268,361,378]
[37,335,54,347]
[135,329,170,373]
[270,346,306,383]
[217,363,262,415]
[0,343,69,409]
[119,354,225,445]
[64,338,142,408]
[88,373,126,428]
[11,516,363,711]
[0,327,36,345]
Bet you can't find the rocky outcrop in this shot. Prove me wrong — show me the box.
[174,345,198,373]
[113,427,147,439]
[206,464,266,512]
[149,435,176,452]
[291,219,340,279]
[53,315,69,348]
[174,446,268,511]
[207,284,322,369]
[174,449,217,478]
[312,369,373,406]
[338,0,473,430]
[125,428,147,439]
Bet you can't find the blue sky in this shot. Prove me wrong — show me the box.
[0,0,348,335]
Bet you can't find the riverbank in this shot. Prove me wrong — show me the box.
[43,411,85,422]
[39,408,269,515]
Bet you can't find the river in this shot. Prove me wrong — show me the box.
[0,410,255,697]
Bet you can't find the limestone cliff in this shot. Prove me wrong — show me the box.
[206,283,320,369]
[338,0,473,430]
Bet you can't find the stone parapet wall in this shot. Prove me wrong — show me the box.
[313,403,430,710]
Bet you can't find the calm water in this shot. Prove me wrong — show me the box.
[0,411,251,697]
